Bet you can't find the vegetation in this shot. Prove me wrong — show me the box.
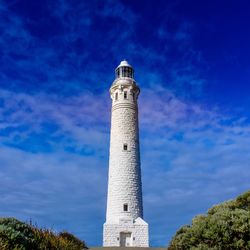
[168,190,250,250]
[0,218,87,250]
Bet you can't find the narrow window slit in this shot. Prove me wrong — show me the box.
[123,204,128,212]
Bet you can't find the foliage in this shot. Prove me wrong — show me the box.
[0,218,36,250]
[0,217,87,250]
[168,190,250,250]
[59,231,86,250]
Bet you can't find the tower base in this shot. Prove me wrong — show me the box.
[103,217,149,247]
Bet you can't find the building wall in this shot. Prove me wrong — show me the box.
[103,218,149,247]
[106,83,143,223]
[104,68,149,247]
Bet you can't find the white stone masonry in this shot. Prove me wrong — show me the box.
[103,61,149,247]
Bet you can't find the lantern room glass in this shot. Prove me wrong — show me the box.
[116,67,134,79]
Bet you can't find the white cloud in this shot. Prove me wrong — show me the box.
[0,144,107,243]
[0,0,249,246]
[1,84,250,246]
[0,89,110,153]
[138,86,250,245]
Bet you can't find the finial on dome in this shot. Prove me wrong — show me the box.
[117,60,132,68]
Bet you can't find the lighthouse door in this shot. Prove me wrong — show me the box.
[120,232,132,247]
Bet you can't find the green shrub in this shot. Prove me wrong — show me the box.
[59,231,87,249]
[33,227,87,250]
[0,218,36,249]
[168,190,250,250]
[0,217,87,250]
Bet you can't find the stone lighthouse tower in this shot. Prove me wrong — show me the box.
[103,60,149,247]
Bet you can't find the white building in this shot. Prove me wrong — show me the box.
[103,60,149,247]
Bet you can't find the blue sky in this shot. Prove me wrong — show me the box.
[1,0,250,247]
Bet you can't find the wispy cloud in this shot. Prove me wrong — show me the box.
[0,0,249,247]
[139,87,250,245]
[1,83,250,246]
[0,89,110,154]
[0,0,207,98]
[0,145,107,244]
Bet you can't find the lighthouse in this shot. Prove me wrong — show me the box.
[103,60,149,247]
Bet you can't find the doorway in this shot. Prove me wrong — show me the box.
[120,232,132,247]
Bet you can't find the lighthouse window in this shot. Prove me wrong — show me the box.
[115,92,118,100]
[125,67,129,77]
[123,144,128,151]
[124,91,127,99]
[123,204,128,212]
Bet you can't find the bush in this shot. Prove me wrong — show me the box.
[168,190,250,250]
[0,218,36,249]
[0,217,87,250]
[59,231,87,249]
